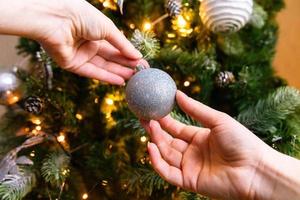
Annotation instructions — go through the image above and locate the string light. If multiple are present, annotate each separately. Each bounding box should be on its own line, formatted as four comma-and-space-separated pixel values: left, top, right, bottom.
143, 21, 152, 31
105, 98, 114, 106
172, 8, 194, 37
62, 169, 70, 176
31, 129, 38, 135
35, 126, 42, 131
30, 151, 35, 157
101, 180, 108, 186
94, 98, 99, 104
140, 136, 147, 143
82, 193, 88, 199
100, 0, 117, 10
184, 81, 191, 87
57, 134, 65, 143
129, 23, 135, 29
76, 113, 83, 121
31, 117, 41, 125
101, 91, 125, 129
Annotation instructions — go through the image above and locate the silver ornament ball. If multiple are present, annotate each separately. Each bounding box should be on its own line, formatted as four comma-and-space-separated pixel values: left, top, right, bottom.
0, 71, 22, 105
200, 0, 253, 34
126, 68, 177, 120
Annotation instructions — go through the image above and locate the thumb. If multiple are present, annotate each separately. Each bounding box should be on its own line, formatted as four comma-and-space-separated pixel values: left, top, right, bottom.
176, 91, 228, 128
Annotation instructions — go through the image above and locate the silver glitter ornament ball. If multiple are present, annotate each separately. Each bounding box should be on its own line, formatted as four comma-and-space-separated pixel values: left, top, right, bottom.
0, 71, 22, 105
126, 68, 177, 120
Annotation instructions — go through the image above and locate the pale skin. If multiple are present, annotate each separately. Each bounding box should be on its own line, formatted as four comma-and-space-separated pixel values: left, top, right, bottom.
0, 0, 300, 199
0, 0, 144, 85
142, 91, 300, 200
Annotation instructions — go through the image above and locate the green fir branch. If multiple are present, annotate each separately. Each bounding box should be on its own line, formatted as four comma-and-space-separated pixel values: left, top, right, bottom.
0, 170, 35, 200
41, 151, 70, 187
238, 87, 300, 154
124, 167, 169, 196
179, 191, 209, 200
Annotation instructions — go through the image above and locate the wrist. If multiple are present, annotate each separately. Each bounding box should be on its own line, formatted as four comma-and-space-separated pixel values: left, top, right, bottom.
249, 147, 300, 200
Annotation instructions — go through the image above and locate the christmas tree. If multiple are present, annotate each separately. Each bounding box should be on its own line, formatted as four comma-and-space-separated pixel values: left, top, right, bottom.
0, 0, 299, 199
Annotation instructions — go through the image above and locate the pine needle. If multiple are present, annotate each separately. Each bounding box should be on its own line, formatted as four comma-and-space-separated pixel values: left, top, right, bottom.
41, 152, 70, 187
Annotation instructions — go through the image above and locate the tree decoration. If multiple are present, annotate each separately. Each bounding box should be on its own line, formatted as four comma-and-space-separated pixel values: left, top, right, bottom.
0, 71, 22, 105
36, 48, 53, 90
21, 96, 44, 115
199, 0, 253, 33
126, 68, 177, 120
166, 0, 182, 17
215, 71, 236, 87
131, 30, 160, 59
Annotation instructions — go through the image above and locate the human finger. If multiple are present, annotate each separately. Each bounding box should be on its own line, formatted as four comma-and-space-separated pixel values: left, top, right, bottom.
147, 142, 183, 187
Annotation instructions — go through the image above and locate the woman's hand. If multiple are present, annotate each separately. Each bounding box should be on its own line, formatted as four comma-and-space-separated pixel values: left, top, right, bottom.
0, 0, 142, 85
142, 91, 300, 200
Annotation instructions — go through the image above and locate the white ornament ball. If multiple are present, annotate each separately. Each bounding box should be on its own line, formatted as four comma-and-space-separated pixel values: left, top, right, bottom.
0, 71, 22, 105
200, 0, 253, 34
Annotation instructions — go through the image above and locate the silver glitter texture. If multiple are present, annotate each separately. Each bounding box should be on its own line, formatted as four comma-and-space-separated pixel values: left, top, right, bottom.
126, 68, 177, 120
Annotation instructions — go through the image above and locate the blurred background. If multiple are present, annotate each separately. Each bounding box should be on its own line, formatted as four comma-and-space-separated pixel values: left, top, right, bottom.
0, 0, 299, 89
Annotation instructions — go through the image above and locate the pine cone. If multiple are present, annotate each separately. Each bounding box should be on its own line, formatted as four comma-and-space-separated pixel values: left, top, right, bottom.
23, 96, 43, 115
215, 71, 236, 87
166, 0, 182, 17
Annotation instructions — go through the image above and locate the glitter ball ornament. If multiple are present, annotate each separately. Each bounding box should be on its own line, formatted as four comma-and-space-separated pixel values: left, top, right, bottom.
166, 0, 182, 17
22, 96, 44, 115
200, 0, 253, 34
126, 68, 177, 120
0, 71, 22, 105
215, 71, 236, 87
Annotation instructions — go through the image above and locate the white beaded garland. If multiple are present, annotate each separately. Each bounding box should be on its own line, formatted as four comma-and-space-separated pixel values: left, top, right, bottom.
200, 0, 253, 34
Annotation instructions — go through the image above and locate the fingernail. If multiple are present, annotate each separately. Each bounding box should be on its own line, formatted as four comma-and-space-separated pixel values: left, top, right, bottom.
135, 50, 143, 58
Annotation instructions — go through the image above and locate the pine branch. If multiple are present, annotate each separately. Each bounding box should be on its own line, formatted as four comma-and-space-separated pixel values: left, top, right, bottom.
0, 170, 35, 200
124, 167, 169, 196
238, 87, 300, 154
41, 152, 70, 187
171, 111, 200, 127
179, 191, 209, 200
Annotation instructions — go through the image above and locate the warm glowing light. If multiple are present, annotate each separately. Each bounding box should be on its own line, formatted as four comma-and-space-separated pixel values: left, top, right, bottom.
32, 129, 38, 135
94, 98, 99, 104
62, 169, 69, 176
129, 23, 135, 29
177, 15, 187, 28
31, 118, 41, 125
101, 0, 117, 10
57, 135, 65, 143
140, 136, 147, 143
35, 126, 42, 131
102, 180, 108, 186
172, 9, 194, 37
76, 113, 83, 120
184, 81, 190, 87
82, 193, 88, 199
143, 22, 152, 31
25, 127, 30, 132
105, 98, 114, 105
167, 33, 176, 38
30, 151, 35, 157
